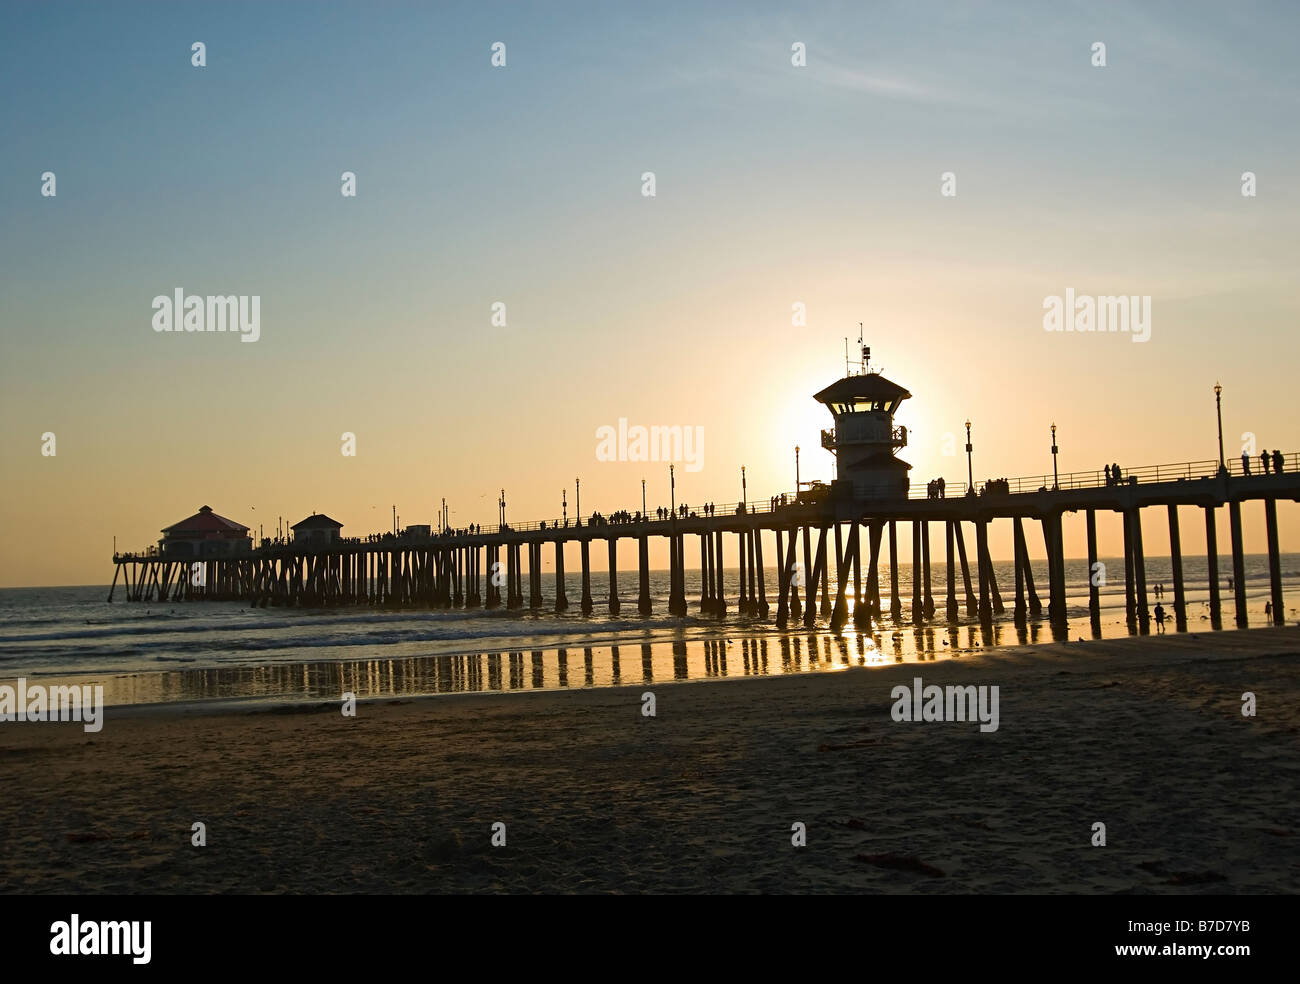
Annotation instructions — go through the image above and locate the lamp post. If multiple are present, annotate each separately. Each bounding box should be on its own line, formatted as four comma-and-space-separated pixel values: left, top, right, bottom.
741, 465, 747, 512
964, 420, 973, 493
499, 489, 505, 529
1051, 423, 1059, 490
562, 489, 567, 526
575, 478, 580, 526
641, 478, 646, 518
670, 464, 676, 517
1214, 382, 1226, 475
795, 446, 801, 496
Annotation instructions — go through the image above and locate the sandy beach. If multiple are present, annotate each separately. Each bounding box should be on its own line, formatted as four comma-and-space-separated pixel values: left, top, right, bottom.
2, 627, 1298, 894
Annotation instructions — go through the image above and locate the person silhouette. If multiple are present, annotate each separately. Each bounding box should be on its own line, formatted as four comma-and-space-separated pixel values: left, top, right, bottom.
1262, 451, 1271, 475
1104, 464, 1111, 486
1273, 450, 1284, 474
1242, 451, 1251, 475
1154, 603, 1167, 632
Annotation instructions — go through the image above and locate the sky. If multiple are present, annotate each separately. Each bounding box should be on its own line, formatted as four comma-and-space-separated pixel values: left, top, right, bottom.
2, 0, 1298, 586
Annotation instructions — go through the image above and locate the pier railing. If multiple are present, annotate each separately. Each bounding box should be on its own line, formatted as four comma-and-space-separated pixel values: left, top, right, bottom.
958, 452, 1296, 499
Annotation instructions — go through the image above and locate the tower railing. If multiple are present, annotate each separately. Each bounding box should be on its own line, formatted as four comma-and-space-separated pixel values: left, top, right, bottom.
820, 425, 907, 451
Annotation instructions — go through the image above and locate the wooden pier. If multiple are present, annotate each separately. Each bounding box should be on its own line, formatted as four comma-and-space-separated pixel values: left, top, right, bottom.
110, 456, 1299, 634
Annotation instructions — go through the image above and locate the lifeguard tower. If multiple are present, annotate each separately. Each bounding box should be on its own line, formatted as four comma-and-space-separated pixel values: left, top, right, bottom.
815, 332, 912, 500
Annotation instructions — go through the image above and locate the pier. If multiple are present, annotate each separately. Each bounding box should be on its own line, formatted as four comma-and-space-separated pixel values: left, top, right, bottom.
108, 346, 1298, 635
109, 455, 1299, 635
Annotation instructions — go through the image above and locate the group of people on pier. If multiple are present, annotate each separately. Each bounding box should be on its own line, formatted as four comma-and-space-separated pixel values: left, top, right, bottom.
1242, 450, 1286, 475
925, 478, 947, 499
585, 510, 639, 527
1103, 462, 1124, 486
439, 525, 480, 537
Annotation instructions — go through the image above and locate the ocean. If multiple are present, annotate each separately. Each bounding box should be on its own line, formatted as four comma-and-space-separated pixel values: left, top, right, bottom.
2, 555, 1295, 710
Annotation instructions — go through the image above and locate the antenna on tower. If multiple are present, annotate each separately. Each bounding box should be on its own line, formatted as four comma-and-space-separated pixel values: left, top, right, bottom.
844, 323, 874, 376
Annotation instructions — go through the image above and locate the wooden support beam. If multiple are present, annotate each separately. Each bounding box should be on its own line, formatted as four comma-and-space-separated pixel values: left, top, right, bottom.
852, 522, 868, 630
975, 519, 992, 625
887, 520, 900, 622
699, 534, 710, 612
1013, 518, 1027, 623
669, 533, 687, 616
945, 520, 958, 623
867, 521, 883, 618
638, 535, 652, 615
1085, 510, 1100, 626
775, 528, 789, 628
983, 522, 1004, 616
581, 539, 594, 614
954, 522, 977, 617
911, 520, 923, 625
737, 528, 748, 613
506, 543, 520, 609
788, 528, 802, 622
1266, 498, 1284, 625
831, 522, 850, 630
796, 525, 812, 622
1205, 507, 1221, 628
1127, 509, 1149, 631
804, 526, 826, 628
1122, 512, 1136, 627
1167, 505, 1187, 630
608, 537, 620, 615
921, 520, 934, 619
818, 528, 831, 618
746, 528, 758, 615
715, 529, 727, 617
488, 544, 501, 608
1048, 512, 1067, 628
554, 539, 568, 612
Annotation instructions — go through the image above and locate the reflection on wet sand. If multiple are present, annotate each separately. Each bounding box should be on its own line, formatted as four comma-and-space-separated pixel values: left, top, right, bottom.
40, 613, 1088, 712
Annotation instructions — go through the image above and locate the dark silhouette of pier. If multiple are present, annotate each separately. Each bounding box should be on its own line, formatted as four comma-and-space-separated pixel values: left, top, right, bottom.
110, 453, 1298, 635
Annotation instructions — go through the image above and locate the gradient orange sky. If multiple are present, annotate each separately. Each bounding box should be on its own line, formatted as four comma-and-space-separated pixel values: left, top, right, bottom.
2, 2, 1297, 586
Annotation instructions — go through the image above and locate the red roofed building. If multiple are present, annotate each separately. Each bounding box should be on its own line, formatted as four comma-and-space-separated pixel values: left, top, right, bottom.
159, 505, 251, 558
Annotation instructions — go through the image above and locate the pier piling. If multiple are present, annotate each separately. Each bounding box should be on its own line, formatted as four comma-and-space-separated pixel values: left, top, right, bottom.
1229, 500, 1247, 627
1265, 499, 1284, 625
1167, 505, 1186, 630
1205, 507, 1221, 628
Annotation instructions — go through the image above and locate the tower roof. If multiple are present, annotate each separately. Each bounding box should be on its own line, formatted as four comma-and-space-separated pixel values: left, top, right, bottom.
814, 373, 911, 405
291, 513, 344, 531
161, 505, 249, 536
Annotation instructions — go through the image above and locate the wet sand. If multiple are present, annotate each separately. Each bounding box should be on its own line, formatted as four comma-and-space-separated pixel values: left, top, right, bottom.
2, 627, 1298, 894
